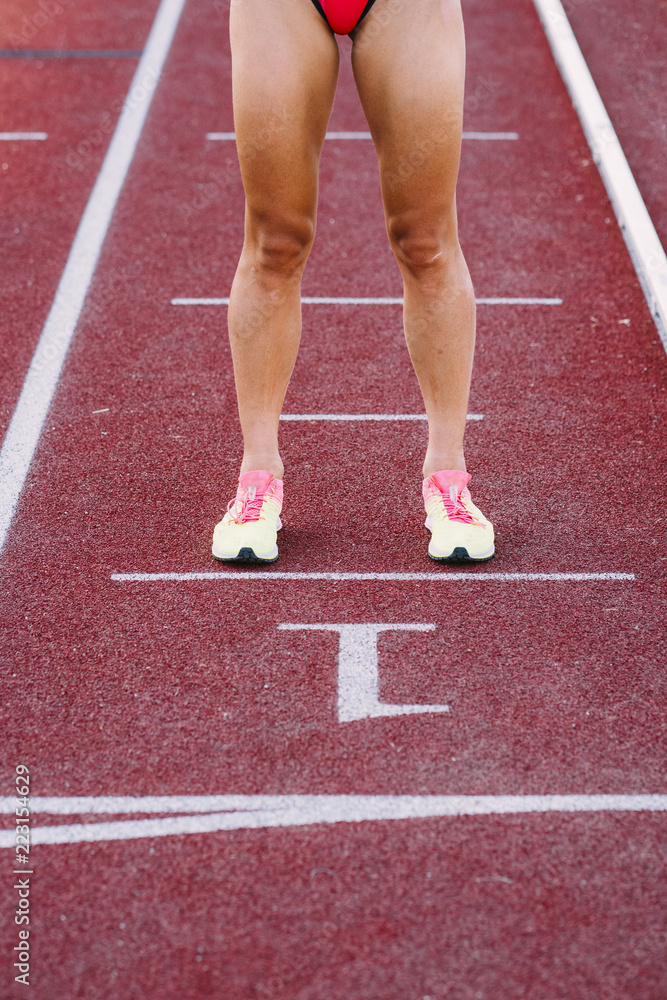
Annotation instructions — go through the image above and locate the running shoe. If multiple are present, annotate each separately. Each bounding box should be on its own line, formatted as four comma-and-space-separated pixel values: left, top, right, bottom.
423, 469, 494, 562
212, 470, 283, 563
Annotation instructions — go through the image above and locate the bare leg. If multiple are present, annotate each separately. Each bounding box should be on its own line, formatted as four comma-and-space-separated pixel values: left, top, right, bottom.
228, 0, 339, 478
351, 0, 475, 479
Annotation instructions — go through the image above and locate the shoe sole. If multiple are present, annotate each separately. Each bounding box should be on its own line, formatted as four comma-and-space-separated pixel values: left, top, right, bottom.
211, 544, 279, 564
425, 516, 494, 563
428, 544, 495, 563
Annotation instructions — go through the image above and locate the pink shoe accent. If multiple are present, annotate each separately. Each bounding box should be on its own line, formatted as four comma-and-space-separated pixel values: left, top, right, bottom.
429, 470, 471, 494
228, 471, 283, 524
422, 470, 484, 526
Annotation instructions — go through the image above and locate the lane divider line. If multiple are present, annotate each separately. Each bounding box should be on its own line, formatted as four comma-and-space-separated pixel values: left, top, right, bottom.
205, 131, 520, 142
279, 413, 483, 421
0, 795, 664, 847
0, 132, 47, 140
110, 572, 635, 583
4, 793, 661, 815
533, 0, 667, 349
0, 49, 143, 59
0, 0, 188, 558
171, 296, 563, 306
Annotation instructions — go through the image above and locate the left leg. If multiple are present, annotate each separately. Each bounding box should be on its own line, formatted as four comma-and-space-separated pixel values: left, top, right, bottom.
351, 0, 474, 479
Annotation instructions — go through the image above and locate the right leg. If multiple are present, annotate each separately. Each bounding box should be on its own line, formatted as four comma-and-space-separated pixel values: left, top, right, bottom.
228, 0, 339, 479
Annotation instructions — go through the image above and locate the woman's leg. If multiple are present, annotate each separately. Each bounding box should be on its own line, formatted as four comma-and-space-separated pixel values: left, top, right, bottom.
228, 0, 339, 479
351, 0, 475, 480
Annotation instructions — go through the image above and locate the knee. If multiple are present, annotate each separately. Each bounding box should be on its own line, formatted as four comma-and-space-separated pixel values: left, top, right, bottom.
387, 217, 457, 278
249, 218, 315, 280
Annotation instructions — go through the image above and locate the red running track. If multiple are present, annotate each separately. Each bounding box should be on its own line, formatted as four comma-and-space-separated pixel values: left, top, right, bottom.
567, 0, 667, 248
0, 0, 666, 997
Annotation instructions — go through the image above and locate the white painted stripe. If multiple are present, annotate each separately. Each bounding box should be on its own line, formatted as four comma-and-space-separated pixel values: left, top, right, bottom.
533, 0, 667, 349
325, 131, 371, 139
462, 131, 520, 141
0, 132, 47, 140
170, 296, 562, 306
279, 622, 449, 721
111, 571, 635, 583
303, 296, 402, 304
279, 413, 484, 421
1, 794, 663, 816
476, 297, 563, 305
0, 795, 664, 847
205, 131, 520, 142
0, 0, 187, 556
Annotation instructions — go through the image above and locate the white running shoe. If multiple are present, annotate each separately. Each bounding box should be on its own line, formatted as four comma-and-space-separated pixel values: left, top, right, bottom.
212, 470, 283, 563
423, 469, 494, 562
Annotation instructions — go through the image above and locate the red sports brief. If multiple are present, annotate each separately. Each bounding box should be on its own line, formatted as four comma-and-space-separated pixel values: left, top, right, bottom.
310, 0, 378, 35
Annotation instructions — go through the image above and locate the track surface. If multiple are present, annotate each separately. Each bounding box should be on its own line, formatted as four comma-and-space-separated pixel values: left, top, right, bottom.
567, 0, 667, 248
1, 0, 666, 997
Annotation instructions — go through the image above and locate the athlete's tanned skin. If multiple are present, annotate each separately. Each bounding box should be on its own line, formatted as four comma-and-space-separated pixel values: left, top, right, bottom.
228, 0, 476, 486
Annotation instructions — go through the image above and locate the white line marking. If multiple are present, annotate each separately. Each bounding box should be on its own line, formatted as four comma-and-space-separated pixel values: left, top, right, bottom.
111, 572, 635, 583
171, 296, 562, 306
325, 131, 372, 139
475, 297, 563, 305
0, 795, 664, 846
0, 0, 187, 558
279, 623, 449, 722
1, 794, 664, 816
279, 413, 484, 421
0, 132, 48, 140
533, 0, 667, 349
461, 131, 520, 141
303, 296, 402, 304
205, 131, 520, 142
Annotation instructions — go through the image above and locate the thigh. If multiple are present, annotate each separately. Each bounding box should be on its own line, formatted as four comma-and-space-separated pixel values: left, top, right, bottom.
230, 0, 340, 233
350, 0, 466, 229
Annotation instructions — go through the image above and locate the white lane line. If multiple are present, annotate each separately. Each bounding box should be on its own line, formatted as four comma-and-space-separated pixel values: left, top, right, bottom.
304, 297, 403, 304
326, 131, 371, 139
0, 795, 664, 847
1, 794, 663, 815
205, 131, 520, 141
461, 132, 520, 141
0, 132, 48, 140
475, 297, 563, 305
171, 296, 563, 306
279, 413, 484, 421
111, 572, 635, 583
0, 49, 143, 58
0, 0, 188, 557
533, 0, 667, 349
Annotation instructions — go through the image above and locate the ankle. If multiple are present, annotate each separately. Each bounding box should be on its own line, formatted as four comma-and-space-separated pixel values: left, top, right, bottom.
240, 458, 284, 481
423, 455, 466, 481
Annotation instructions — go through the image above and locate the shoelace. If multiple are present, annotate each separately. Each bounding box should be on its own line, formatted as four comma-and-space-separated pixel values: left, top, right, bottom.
435, 485, 485, 526
227, 490, 267, 524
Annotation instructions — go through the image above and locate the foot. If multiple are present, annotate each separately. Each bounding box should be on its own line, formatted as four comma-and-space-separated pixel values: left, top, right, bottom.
423, 470, 494, 562
212, 470, 283, 563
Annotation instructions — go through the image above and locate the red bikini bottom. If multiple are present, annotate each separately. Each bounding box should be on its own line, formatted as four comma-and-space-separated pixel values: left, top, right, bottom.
310, 0, 378, 35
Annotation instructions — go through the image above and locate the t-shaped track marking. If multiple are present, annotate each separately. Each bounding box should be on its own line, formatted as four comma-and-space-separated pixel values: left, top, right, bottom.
278, 623, 450, 723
